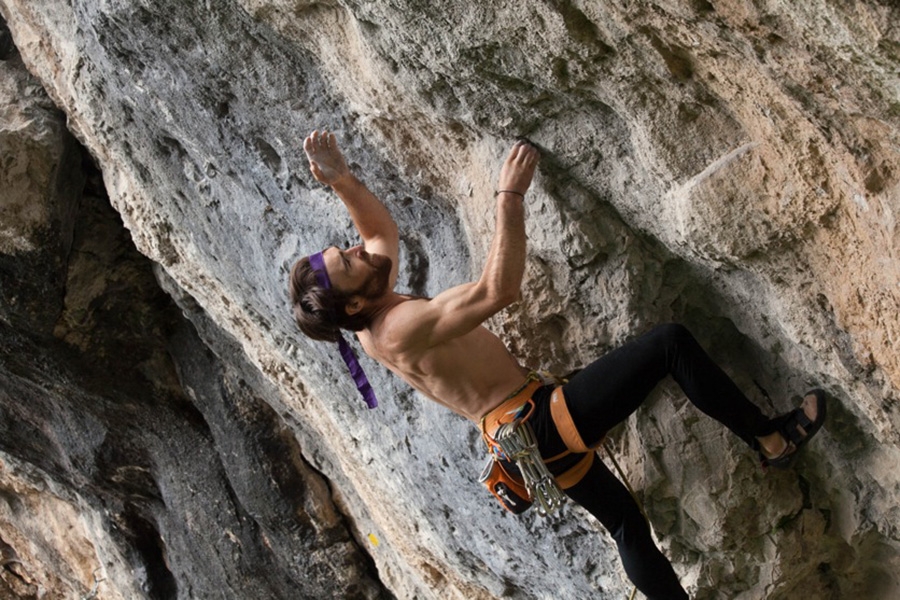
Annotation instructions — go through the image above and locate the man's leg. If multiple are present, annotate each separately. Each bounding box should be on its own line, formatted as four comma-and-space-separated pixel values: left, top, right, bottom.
562, 323, 773, 449
532, 387, 689, 598
565, 458, 690, 600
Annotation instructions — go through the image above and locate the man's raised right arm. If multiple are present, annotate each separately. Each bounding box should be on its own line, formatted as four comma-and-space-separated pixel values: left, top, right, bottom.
477, 140, 539, 309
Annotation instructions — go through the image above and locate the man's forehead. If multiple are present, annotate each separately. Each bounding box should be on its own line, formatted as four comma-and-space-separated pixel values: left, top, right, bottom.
320, 246, 340, 264
319, 246, 346, 284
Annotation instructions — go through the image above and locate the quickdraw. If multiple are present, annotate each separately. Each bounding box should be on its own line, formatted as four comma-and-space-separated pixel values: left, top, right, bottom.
491, 407, 567, 515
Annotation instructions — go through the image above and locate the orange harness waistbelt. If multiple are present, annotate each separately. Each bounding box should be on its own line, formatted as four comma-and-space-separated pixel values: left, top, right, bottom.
480, 378, 543, 438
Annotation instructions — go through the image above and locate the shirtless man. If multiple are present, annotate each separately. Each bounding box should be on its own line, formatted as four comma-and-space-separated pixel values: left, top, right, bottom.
289, 131, 826, 600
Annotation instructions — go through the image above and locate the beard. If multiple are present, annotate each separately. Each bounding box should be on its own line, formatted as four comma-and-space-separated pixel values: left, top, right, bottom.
354, 253, 393, 300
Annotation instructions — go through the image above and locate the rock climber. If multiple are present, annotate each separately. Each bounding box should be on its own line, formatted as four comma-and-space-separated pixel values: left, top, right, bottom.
288, 130, 826, 600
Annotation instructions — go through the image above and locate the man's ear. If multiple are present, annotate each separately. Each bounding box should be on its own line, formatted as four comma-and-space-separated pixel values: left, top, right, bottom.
344, 295, 364, 316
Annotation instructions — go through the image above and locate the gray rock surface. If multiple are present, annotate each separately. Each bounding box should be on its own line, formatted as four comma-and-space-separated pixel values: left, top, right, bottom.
1, 1, 898, 598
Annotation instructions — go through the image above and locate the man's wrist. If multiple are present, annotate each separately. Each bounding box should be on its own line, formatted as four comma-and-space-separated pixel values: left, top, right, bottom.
329, 171, 357, 190
495, 189, 525, 199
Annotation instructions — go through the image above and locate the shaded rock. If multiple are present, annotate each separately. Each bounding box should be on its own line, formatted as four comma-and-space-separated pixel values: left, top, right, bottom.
0, 44, 387, 600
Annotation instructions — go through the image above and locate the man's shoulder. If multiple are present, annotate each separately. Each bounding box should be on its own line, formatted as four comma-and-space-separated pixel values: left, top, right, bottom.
372, 295, 434, 353
380, 295, 433, 330
382, 294, 431, 317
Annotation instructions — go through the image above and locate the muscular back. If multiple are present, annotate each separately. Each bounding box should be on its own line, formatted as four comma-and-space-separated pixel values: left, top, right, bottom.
357, 297, 530, 422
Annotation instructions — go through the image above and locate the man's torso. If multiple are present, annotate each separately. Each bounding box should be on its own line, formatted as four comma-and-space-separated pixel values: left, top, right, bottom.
357, 298, 529, 421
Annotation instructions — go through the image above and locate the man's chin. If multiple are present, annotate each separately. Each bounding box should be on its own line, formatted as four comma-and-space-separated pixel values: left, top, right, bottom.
369, 252, 391, 269
361, 255, 393, 298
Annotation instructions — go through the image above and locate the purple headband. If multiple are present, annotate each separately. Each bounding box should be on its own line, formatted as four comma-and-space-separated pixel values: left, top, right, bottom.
308, 251, 378, 409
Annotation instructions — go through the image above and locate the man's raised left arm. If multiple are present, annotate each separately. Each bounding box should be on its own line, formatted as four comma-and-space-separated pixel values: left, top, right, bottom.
304, 130, 400, 287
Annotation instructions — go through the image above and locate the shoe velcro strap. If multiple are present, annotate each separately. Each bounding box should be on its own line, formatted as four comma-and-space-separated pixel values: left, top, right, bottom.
781, 410, 813, 445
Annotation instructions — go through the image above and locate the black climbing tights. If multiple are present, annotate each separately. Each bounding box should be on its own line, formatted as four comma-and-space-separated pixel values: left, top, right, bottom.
564, 459, 688, 600
563, 323, 773, 450
532, 323, 774, 600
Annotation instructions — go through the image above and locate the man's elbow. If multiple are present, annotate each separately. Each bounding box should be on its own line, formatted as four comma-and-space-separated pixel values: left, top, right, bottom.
475, 274, 521, 312
492, 285, 521, 309
377, 220, 399, 246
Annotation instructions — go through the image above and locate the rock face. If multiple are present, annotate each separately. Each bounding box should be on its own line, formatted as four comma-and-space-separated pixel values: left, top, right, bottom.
0, 1, 898, 599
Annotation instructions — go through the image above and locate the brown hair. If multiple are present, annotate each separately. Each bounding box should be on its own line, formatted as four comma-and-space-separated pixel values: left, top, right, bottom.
289, 257, 371, 342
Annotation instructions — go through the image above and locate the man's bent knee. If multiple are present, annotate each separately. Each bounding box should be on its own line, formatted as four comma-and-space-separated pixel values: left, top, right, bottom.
648, 322, 694, 346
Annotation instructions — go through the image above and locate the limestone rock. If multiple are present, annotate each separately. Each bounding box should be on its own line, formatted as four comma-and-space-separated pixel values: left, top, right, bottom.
0, 1, 898, 599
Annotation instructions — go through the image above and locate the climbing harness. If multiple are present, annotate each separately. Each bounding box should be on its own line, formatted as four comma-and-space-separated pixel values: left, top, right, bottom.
480, 374, 563, 514
479, 373, 593, 516
478, 453, 533, 514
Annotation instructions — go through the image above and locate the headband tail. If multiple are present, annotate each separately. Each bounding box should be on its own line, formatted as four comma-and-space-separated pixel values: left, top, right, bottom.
338, 337, 378, 408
